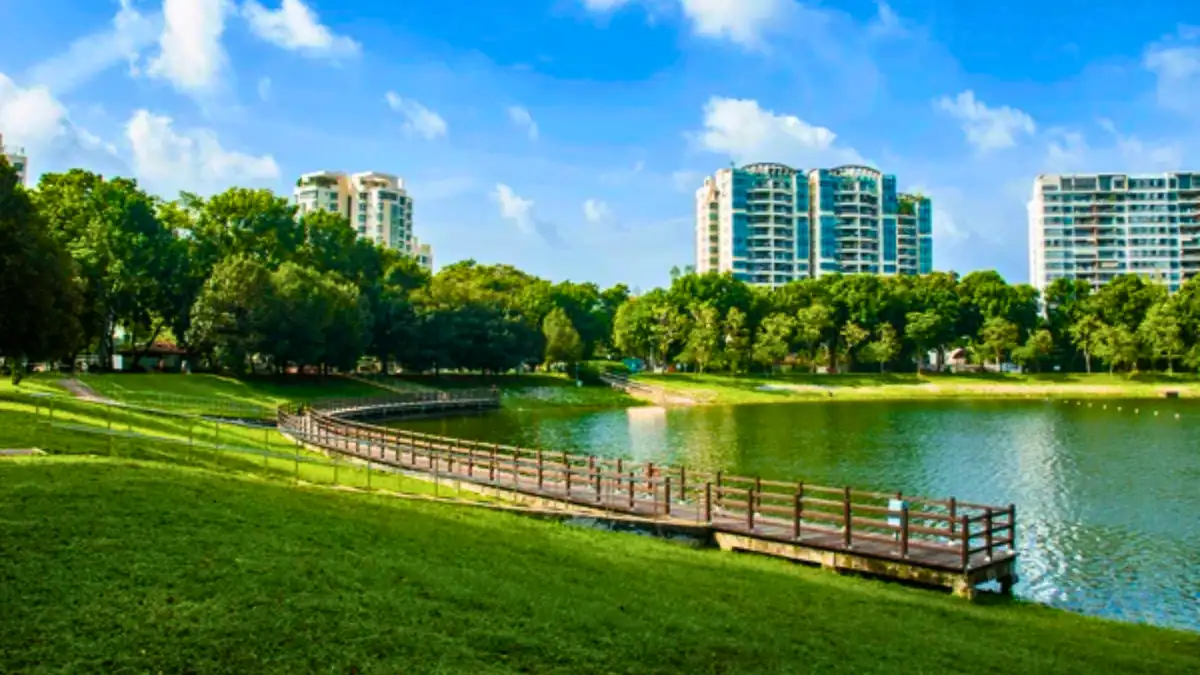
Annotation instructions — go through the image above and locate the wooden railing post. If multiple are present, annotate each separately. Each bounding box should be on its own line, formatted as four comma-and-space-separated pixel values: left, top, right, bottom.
1008, 503, 1017, 552
746, 489, 756, 531
948, 497, 957, 535
564, 453, 572, 495
984, 507, 994, 560
593, 460, 602, 502
679, 466, 687, 503
536, 450, 544, 489
513, 451, 520, 487
616, 459, 624, 493
704, 482, 712, 522
754, 477, 762, 511
842, 486, 852, 549
489, 445, 497, 482
715, 471, 723, 508
664, 477, 671, 517
793, 486, 803, 539
900, 503, 910, 559
627, 472, 635, 509
960, 515, 971, 572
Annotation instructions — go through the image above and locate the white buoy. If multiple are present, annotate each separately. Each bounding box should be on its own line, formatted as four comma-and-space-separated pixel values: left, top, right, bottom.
1154, 411, 1160, 416
1117, 406, 1122, 412
1134, 409, 1139, 414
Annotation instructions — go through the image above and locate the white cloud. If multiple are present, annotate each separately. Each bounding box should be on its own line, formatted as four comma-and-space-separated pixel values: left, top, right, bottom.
580, 0, 787, 48
147, 0, 229, 95
1143, 28, 1200, 115
125, 109, 280, 196
691, 96, 863, 167
25, 0, 160, 94
385, 92, 448, 140
257, 76, 272, 101
935, 90, 1036, 153
0, 75, 68, 150
507, 106, 539, 141
583, 198, 613, 224
1045, 121, 1183, 174
678, 0, 789, 48
0, 73, 128, 180
866, 2, 907, 39
493, 183, 536, 234
242, 0, 360, 58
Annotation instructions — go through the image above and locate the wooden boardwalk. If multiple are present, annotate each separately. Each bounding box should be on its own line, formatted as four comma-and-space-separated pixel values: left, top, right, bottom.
279, 390, 1018, 597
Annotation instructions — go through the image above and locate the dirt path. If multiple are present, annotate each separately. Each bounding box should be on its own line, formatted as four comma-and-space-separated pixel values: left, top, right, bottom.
59, 379, 116, 405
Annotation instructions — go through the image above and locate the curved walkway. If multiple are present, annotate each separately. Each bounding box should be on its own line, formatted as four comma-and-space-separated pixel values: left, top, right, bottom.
278, 390, 1019, 598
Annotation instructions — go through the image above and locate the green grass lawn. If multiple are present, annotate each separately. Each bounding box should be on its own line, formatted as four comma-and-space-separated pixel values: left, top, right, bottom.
0, 384, 481, 501
69, 372, 386, 417
394, 372, 642, 411
635, 371, 1200, 405
1, 457, 1196, 674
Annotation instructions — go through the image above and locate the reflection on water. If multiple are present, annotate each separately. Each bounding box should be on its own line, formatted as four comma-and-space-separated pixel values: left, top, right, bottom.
394, 399, 1200, 632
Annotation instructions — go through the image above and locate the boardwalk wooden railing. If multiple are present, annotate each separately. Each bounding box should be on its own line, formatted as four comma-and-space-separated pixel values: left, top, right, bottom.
278, 393, 1018, 581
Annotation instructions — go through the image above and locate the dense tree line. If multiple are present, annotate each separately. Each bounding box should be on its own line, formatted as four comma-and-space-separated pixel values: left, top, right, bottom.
3, 158, 1200, 380
616, 269, 1200, 375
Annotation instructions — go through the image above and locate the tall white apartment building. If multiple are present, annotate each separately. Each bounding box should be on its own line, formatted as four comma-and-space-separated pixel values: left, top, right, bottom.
1, 132, 27, 185
293, 170, 432, 270
695, 163, 931, 286
1029, 173, 1200, 293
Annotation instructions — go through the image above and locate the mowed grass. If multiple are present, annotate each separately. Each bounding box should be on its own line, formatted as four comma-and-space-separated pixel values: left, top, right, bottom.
395, 372, 642, 411
71, 372, 386, 417
1, 458, 1197, 675
636, 371, 1200, 405
0, 387, 483, 501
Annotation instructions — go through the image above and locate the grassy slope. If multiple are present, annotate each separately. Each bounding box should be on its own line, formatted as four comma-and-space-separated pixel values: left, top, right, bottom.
1, 458, 1197, 675
0, 378, 479, 500
636, 372, 1200, 405
393, 372, 642, 411
73, 373, 385, 417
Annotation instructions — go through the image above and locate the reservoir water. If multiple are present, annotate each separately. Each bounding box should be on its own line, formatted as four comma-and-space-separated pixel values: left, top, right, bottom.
396, 398, 1200, 632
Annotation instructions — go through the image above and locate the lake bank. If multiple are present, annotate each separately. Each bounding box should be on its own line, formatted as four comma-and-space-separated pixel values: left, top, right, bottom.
631, 372, 1200, 406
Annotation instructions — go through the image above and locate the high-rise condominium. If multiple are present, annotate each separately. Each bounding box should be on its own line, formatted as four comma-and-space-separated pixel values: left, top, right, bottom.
1, 132, 27, 186
293, 171, 432, 270
695, 163, 932, 286
1029, 173, 1200, 293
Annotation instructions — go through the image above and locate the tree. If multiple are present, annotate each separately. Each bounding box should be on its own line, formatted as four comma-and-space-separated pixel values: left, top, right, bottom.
188, 256, 276, 374
905, 310, 947, 373
1096, 324, 1140, 374
1044, 278, 1092, 369
1069, 314, 1104, 374
680, 304, 721, 373
0, 158, 82, 380
723, 307, 751, 374
862, 324, 900, 373
752, 313, 793, 374
980, 317, 1019, 369
794, 303, 833, 372
1138, 300, 1184, 372
543, 307, 584, 367
839, 322, 869, 371
612, 297, 656, 365
35, 171, 179, 367
1012, 329, 1054, 373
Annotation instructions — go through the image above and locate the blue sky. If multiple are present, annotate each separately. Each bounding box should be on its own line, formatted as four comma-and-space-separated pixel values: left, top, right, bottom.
2, 1, 1199, 290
